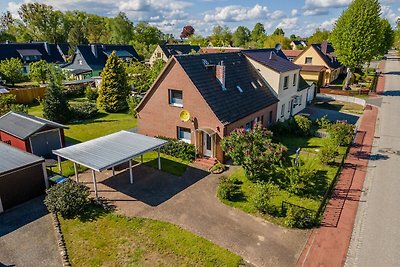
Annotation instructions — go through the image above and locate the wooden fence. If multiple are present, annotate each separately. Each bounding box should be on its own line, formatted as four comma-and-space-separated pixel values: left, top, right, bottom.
9, 87, 46, 104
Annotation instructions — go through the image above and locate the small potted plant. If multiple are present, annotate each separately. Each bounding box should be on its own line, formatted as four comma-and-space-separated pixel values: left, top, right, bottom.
209, 162, 227, 174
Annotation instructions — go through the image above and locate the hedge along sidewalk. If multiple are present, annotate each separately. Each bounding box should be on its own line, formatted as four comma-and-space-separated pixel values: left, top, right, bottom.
296, 105, 378, 267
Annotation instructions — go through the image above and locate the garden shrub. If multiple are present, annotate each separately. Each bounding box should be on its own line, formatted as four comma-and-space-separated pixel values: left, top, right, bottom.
251, 182, 279, 215
283, 206, 316, 228
209, 162, 227, 174
328, 122, 355, 146
217, 175, 240, 201
158, 136, 195, 161
269, 120, 291, 136
69, 102, 98, 120
85, 85, 98, 101
127, 95, 140, 117
0, 94, 27, 115
315, 115, 331, 130
44, 179, 91, 218
277, 160, 317, 195
294, 115, 312, 136
221, 125, 287, 182
318, 140, 339, 165
64, 84, 86, 98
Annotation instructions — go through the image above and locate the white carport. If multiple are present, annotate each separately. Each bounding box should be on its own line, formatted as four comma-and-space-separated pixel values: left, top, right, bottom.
52, 130, 167, 200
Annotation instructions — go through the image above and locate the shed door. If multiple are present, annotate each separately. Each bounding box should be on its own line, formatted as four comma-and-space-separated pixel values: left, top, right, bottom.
30, 130, 62, 159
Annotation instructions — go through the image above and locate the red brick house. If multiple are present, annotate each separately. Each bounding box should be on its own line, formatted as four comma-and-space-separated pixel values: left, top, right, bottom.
0, 112, 67, 159
136, 52, 279, 162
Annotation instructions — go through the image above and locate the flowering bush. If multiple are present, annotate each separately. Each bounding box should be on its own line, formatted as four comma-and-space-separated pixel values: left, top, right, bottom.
328, 121, 355, 146
221, 125, 287, 181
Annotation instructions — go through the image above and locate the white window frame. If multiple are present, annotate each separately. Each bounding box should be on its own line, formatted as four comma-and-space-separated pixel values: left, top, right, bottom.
169, 89, 183, 107
305, 57, 312, 64
293, 73, 297, 86
283, 76, 289, 90
178, 127, 191, 143
281, 104, 285, 117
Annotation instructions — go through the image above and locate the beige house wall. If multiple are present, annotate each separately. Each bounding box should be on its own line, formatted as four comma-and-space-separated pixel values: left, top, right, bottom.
149, 45, 169, 66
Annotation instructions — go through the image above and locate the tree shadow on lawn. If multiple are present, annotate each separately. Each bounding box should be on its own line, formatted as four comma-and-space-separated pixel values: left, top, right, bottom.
76, 202, 109, 222
302, 170, 330, 200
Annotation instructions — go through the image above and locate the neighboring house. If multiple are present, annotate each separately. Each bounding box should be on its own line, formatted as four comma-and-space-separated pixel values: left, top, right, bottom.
290, 40, 307, 50
63, 44, 140, 79
243, 49, 313, 122
293, 40, 344, 86
200, 47, 243, 54
0, 112, 67, 159
57, 43, 71, 61
282, 50, 302, 62
149, 44, 201, 65
0, 142, 48, 213
0, 41, 66, 74
136, 52, 279, 162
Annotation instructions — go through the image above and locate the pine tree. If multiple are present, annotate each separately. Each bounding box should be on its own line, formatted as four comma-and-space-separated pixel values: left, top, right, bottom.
98, 51, 129, 112
330, 0, 382, 89
42, 68, 70, 123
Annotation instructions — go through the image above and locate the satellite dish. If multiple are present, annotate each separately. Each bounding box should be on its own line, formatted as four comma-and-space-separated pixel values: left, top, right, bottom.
274, 43, 282, 51
179, 110, 191, 122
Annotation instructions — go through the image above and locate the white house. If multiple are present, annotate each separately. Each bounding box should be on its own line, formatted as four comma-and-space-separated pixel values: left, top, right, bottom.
243, 49, 313, 122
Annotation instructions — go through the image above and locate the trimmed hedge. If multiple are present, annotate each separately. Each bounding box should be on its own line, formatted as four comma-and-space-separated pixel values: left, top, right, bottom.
69, 102, 98, 120
157, 136, 195, 161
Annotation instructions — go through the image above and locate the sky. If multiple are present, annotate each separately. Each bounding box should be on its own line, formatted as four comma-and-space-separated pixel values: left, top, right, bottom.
1, 0, 399, 37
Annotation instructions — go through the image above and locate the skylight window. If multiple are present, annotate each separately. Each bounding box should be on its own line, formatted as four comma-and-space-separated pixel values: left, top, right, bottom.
202, 59, 209, 66
257, 80, 263, 86
251, 82, 257, 89
236, 85, 243, 93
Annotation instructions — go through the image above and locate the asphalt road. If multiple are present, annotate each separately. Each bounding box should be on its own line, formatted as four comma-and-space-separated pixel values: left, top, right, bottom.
346, 51, 400, 266
0, 196, 62, 267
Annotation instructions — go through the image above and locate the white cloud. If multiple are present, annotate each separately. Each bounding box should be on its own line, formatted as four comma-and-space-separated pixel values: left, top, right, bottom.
319, 18, 337, 30
291, 9, 298, 17
270, 10, 285, 20
381, 5, 399, 25
204, 4, 269, 22
304, 0, 351, 9
276, 17, 298, 30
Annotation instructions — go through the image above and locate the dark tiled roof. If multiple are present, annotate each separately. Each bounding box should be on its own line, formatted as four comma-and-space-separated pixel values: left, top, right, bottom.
160, 44, 201, 58
0, 112, 67, 140
57, 43, 70, 56
311, 43, 342, 69
243, 50, 300, 73
243, 48, 288, 60
300, 64, 326, 72
0, 42, 66, 63
175, 52, 279, 125
0, 142, 44, 175
72, 44, 140, 71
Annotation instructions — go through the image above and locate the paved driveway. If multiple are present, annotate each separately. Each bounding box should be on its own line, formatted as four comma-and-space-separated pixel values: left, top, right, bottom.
0, 196, 62, 267
303, 106, 360, 125
78, 164, 309, 267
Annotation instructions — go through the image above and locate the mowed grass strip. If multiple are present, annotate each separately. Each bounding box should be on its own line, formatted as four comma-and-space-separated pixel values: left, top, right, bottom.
60, 205, 242, 267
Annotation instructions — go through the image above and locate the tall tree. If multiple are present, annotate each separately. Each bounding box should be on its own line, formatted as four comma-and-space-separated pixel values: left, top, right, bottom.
395, 18, 400, 52
42, 67, 70, 123
232, 26, 250, 47
307, 28, 330, 44
211, 25, 232, 46
18, 3, 67, 43
378, 19, 394, 57
264, 35, 291, 49
108, 12, 134, 44
98, 51, 129, 112
272, 28, 285, 36
185, 34, 209, 47
29, 60, 51, 84
330, 0, 382, 88
180, 25, 195, 39
250, 22, 266, 45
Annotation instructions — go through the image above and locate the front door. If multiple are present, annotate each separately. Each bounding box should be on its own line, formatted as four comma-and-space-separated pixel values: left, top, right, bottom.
203, 132, 213, 157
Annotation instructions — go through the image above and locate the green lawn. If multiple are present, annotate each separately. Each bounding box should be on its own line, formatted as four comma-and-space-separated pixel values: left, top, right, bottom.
29, 99, 189, 177
222, 135, 348, 225
314, 100, 364, 115
60, 205, 242, 267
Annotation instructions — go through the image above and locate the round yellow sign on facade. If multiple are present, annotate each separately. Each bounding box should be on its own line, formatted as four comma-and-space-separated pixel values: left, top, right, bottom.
179, 110, 190, 122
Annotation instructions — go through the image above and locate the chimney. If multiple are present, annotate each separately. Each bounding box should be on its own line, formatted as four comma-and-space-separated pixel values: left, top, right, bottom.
91, 44, 98, 58
44, 41, 51, 55
321, 40, 328, 55
215, 61, 226, 89
5, 40, 9, 44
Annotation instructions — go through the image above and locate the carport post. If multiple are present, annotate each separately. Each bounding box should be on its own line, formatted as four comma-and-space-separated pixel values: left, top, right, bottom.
92, 170, 98, 200
112, 166, 115, 177
42, 162, 49, 189
57, 155, 62, 175
157, 147, 161, 170
129, 159, 134, 184
73, 162, 79, 182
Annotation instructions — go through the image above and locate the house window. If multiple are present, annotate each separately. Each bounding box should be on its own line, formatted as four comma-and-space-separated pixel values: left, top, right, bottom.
268, 111, 273, 126
281, 104, 285, 117
283, 76, 289, 89
293, 74, 297, 86
178, 127, 191, 143
245, 122, 252, 132
288, 57, 294, 62
260, 115, 264, 127
78, 59, 83, 65
299, 95, 303, 106
169, 89, 183, 107
305, 57, 312, 64
288, 102, 291, 112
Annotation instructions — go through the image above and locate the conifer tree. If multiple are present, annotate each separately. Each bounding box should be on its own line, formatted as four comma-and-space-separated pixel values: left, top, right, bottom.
42, 67, 69, 123
98, 51, 129, 112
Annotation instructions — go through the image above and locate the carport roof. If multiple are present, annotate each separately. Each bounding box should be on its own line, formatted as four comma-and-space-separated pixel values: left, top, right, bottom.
0, 142, 44, 175
52, 131, 168, 172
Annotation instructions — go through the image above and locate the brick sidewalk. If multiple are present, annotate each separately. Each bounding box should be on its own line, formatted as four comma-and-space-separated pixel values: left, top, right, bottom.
376, 61, 386, 94
296, 104, 379, 267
